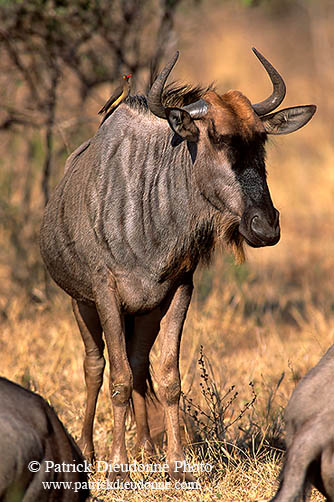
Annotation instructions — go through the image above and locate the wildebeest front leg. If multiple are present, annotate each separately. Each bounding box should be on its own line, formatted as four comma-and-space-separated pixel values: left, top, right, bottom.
72, 299, 105, 461
94, 281, 133, 480
127, 309, 161, 457
158, 280, 194, 482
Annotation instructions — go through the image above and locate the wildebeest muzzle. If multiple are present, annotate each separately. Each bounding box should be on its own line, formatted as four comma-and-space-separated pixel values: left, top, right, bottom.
239, 206, 280, 247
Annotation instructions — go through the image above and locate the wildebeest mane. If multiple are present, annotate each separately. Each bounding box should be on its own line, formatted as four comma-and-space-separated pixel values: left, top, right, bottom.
162, 82, 215, 107
125, 82, 215, 113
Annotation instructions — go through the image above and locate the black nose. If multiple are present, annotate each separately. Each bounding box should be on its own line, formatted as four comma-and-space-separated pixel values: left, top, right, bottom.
250, 209, 280, 246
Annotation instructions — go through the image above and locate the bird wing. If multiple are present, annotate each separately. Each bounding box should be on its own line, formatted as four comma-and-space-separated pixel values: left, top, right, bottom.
98, 85, 123, 115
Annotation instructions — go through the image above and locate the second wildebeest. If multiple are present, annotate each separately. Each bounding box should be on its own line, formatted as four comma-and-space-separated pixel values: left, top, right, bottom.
40, 49, 316, 481
270, 345, 334, 502
0, 377, 89, 501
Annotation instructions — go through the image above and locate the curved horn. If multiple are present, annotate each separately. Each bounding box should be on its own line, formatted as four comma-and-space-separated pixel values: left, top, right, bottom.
148, 51, 179, 119
183, 98, 209, 118
251, 48, 286, 116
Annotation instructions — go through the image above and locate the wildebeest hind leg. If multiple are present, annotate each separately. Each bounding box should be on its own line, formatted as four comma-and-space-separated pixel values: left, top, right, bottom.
72, 299, 105, 461
127, 309, 161, 457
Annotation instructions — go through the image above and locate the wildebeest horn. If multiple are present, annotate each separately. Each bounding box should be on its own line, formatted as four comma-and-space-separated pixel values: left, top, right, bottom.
251, 48, 286, 116
148, 51, 180, 119
183, 99, 209, 118
148, 51, 209, 119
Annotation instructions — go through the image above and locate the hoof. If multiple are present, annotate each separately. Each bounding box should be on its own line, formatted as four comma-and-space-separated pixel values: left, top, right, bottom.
133, 438, 156, 460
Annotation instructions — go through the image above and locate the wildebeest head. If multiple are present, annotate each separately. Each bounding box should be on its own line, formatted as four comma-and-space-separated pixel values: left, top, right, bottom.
148, 50, 316, 249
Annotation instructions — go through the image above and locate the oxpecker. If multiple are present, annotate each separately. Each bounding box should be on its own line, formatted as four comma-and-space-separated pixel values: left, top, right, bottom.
99, 74, 132, 125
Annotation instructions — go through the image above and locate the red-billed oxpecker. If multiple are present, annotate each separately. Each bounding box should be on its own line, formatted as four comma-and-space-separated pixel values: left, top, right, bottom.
98, 74, 132, 126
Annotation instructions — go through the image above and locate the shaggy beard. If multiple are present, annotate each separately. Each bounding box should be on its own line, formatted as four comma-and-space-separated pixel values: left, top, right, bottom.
214, 212, 246, 265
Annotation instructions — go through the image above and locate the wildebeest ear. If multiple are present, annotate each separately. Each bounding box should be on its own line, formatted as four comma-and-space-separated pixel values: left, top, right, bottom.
261, 105, 316, 135
165, 108, 200, 142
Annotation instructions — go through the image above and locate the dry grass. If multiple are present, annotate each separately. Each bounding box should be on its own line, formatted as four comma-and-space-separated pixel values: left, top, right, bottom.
1, 1, 334, 501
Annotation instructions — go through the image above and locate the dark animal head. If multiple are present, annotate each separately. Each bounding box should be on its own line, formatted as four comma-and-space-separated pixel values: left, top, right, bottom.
148, 50, 316, 251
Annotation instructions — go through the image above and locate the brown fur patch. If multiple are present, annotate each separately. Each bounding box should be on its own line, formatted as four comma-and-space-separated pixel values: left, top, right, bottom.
223, 90, 256, 123
203, 90, 264, 139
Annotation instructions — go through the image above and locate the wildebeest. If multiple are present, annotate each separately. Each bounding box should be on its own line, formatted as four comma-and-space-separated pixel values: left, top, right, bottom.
40, 49, 316, 481
0, 377, 89, 501
270, 346, 334, 502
